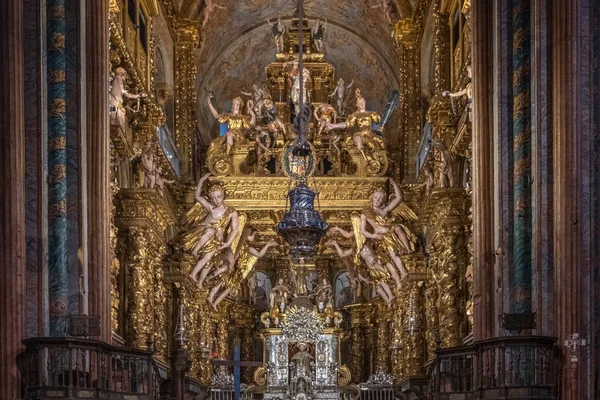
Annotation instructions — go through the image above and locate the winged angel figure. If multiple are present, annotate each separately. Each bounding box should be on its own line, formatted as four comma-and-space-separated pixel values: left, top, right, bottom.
328, 179, 418, 305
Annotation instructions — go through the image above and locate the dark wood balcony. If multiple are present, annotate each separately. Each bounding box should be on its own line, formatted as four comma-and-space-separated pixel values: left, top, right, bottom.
21, 337, 161, 400
427, 336, 556, 400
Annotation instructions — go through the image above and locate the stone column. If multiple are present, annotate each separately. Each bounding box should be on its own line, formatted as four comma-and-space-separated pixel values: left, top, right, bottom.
470, 0, 496, 341
47, 0, 69, 336
511, 0, 533, 315
0, 0, 26, 397
86, 0, 112, 343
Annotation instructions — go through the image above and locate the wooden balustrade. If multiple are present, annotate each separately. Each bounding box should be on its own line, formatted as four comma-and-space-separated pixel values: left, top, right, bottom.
21, 337, 161, 399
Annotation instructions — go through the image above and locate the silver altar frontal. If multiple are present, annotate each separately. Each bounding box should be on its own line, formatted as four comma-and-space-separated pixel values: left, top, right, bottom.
260, 301, 348, 400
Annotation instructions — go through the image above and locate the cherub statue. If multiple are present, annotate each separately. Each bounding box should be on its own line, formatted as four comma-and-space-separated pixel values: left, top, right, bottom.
241, 84, 269, 118
110, 67, 145, 127
141, 140, 157, 188
360, 179, 417, 258
201, 0, 227, 29
313, 278, 333, 308
270, 278, 292, 309
311, 18, 327, 53
183, 173, 240, 289
431, 139, 456, 188
442, 65, 472, 121
371, 0, 396, 26
328, 78, 354, 116
208, 240, 277, 310
267, 18, 286, 53
155, 166, 175, 197
327, 89, 382, 162
313, 103, 337, 140
207, 93, 256, 157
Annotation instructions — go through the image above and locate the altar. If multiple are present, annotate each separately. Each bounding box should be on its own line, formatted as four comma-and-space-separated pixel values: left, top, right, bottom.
260, 299, 349, 400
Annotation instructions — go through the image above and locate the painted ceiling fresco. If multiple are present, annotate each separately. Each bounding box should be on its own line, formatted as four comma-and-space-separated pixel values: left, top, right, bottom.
179, 0, 413, 147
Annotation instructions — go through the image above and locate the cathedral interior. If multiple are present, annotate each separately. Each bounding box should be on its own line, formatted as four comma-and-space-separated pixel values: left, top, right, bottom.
1, 0, 599, 399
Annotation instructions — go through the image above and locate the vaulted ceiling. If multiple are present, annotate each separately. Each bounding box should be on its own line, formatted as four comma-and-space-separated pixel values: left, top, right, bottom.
174, 0, 418, 148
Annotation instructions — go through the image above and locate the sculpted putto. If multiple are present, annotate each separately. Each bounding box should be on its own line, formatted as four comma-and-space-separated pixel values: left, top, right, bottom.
110, 67, 145, 127
183, 173, 240, 289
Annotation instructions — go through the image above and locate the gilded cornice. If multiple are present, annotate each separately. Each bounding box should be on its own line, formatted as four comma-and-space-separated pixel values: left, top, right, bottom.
116, 188, 177, 242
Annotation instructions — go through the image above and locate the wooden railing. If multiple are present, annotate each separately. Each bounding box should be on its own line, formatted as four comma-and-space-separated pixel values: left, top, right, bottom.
427, 336, 556, 399
22, 337, 161, 399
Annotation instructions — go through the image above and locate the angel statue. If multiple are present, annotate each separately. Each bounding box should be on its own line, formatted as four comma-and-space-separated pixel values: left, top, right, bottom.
361, 179, 418, 258
442, 65, 472, 121
207, 238, 277, 310
328, 78, 354, 116
311, 18, 327, 53
207, 94, 256, 157
327, 236, 395, 305
326, 89, 383, 163
329, 226, 402, 291
109, 67, 146, 127
267, 18, 286, 53
183, 173, 240, 289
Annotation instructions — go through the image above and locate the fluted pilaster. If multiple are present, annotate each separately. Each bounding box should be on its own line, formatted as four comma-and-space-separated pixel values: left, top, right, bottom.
552, 0, 595, 397
0, 0, 26, 396
86, 0, 112, 343
471, 0, 496, 341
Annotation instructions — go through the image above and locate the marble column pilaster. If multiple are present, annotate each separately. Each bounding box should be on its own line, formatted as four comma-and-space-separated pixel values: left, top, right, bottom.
86, 0, 112, 343
0, 0, 26, 396
47, 0, 69, 337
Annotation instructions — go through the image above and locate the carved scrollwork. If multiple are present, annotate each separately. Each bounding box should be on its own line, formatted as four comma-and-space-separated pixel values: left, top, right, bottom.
338, 365, 352, 386
254, 366, 266, 386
